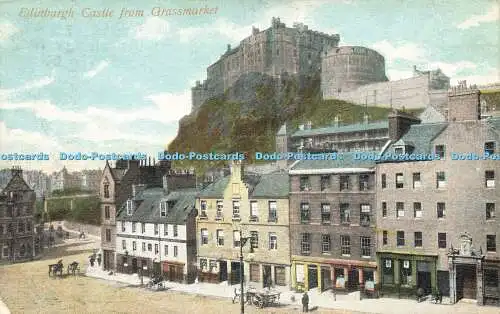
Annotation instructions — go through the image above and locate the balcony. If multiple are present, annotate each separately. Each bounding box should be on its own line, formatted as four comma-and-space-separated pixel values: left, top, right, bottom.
232, 215, 241, 221
268, 216, 278, 223
249, 216, 259, 222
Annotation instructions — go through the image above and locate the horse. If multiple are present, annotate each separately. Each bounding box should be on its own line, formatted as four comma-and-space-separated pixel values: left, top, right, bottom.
67, 261, 80, 276
146, 275, 164, 289
49, 260, 64, 277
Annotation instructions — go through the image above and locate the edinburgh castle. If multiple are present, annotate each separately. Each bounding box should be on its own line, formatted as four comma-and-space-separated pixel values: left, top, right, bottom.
191, 17, 453, 113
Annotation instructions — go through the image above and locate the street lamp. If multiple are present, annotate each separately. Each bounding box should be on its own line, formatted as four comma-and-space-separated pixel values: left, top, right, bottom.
239, 229, 254, 314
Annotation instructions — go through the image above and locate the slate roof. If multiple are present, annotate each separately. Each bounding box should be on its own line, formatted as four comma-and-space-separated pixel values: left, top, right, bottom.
1, 173, 32, 192
111, 169, 127, 181
290, 151, 378, 171
116, 188, 196, 224
291, 121, 388, 138
419, 106, 446, 123
381, 123, 448, 159
197, 172, 290, 199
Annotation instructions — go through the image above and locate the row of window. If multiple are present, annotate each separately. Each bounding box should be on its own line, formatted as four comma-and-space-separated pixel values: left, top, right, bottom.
122, 240, 178, 257
300, 234, 372, 257
381, 231, 497, 252
422, 142, 497, 159
382, 170, 495, 189
300, 203, 371, 225
299, 174, 371, 192
0, 204, 32, 218
381, 202, 496, 220
0, 222, 32, 235
200, 200, 278, 222
119, 222, 179, 237
199, 229, 278, 250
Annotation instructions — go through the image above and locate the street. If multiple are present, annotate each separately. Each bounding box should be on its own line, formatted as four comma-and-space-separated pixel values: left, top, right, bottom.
0, 235, 363, 314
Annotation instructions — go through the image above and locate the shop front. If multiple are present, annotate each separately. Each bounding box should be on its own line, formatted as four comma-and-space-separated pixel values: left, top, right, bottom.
377, 252, 438, 298
198, 258, 226, 284
247, 262, 289, 288
291, 257, 377, 293
163, 260, 186, 283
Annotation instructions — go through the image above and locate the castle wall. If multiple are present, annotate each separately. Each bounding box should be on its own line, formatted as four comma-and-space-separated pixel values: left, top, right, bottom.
321, 46, 387, 94
191, 18, 340, 113
324, 74, 434, 109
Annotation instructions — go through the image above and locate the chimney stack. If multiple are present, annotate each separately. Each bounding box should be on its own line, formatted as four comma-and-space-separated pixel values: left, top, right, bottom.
132, 183, 147, 197
388, 110, 421, 141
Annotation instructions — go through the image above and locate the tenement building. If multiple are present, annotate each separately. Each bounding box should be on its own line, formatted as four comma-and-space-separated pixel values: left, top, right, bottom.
289, 155, 377, 292
196, 161, 291, 288
115, 182, 198, 283
0, 167, 36, 262
376, 85, 500, 306
100, 157, 172, 271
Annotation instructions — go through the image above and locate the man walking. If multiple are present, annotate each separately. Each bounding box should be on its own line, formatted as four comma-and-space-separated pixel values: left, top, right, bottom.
302, 292, 309, 312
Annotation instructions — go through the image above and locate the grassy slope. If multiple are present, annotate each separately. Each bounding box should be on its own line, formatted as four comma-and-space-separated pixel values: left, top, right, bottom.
168, 73, 423, 174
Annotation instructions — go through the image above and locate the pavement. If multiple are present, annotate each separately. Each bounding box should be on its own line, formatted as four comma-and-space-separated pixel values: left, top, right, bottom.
84, 266, 497, 314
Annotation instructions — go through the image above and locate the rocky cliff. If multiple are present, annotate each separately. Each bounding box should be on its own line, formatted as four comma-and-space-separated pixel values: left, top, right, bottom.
168, 72, 418, 173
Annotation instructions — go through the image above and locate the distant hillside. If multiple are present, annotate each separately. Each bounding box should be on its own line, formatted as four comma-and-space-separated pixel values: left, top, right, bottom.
168, 72, 423, 174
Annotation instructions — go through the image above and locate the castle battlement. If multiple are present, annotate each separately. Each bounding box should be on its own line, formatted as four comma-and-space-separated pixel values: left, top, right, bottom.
190, 17, 341, 113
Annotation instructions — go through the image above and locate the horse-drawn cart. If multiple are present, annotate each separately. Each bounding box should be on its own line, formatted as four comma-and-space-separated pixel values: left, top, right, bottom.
233, 287, 280, 308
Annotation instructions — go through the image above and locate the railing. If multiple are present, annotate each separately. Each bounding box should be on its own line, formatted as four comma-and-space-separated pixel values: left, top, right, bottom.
249, 216, 258, 222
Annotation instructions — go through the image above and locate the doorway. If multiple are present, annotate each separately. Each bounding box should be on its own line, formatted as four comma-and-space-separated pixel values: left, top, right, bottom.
308, 265, 318, 290
132, 258, 138, 273
219, 261, 228, 282
321, 267, 332, 291
263, 265, 272, 288
456, 265, 477, 300
417, 261, 432, 294
231, 261, 243, 285
348, 268, 359, 290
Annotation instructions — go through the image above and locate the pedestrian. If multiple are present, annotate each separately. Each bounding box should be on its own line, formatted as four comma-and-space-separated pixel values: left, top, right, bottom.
302, 292, 309, 312
90, 255, 95, 267
97, 253, 102, 267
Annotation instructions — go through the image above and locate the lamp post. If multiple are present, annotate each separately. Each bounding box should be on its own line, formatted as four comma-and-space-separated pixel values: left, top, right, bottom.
239, 229, 253, 314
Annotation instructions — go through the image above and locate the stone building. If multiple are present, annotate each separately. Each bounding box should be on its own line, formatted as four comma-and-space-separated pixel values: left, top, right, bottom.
100, 157, 173, 271
289, 155, 378, 292
50, 166, 82, 193
321, 45, 451, 110
0, 167, 36, 262
196, 161, 291, 288
115, 185, 198, 284
191, 17, 340, 112
81, 169, 102, 193
375, 85, 500, 305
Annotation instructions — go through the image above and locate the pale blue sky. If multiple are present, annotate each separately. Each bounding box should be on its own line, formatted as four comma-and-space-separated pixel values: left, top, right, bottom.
0, 0, 498, 171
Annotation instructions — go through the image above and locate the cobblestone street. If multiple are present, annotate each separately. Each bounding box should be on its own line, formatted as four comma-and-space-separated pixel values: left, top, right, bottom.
1, 236, 498, 314
0, 238, 362, 314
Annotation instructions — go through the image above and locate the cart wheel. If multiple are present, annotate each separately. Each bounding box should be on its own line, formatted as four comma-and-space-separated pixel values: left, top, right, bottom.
258, 300, 264, 308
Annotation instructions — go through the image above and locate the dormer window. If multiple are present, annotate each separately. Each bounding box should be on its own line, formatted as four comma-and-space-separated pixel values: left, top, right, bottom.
394, 146, 404, 155
126, 200, 133, 215
160, 201, 168, 217
435, 145, 446, 159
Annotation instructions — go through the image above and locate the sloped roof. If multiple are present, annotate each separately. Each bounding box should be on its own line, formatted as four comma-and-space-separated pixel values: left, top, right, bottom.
378, 122, 448, 162
277, 124, 287, 136
291, 121, 388, 138
2, 173, 32, 192
116, 188, 196, 224
290, 151, 378, 171
419, 106, 446, 123
251, 173, 289, 198
198, 172, 290, 199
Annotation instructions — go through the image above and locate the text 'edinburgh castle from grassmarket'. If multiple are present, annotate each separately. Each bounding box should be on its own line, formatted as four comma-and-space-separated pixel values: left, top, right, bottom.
191, 17, 452, 113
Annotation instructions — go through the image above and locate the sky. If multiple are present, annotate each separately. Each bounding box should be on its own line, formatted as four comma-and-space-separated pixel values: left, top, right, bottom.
0, 0, 498, 172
